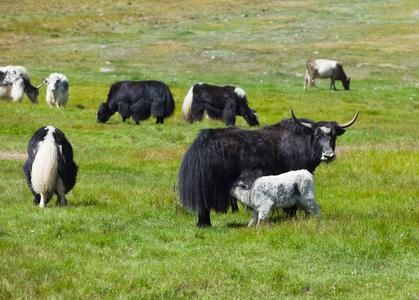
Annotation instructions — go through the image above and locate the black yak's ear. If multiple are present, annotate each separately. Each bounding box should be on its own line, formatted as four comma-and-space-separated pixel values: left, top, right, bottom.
118, 102, 131, 119
336, 127, 346, 136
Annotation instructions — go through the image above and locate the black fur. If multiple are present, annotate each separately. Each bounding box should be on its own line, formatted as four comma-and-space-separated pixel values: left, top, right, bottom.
179, 113, 351, 227
97, 80, 175, 124
187, 83, 259, 126
332, 64, 350, 90
0, 71, 5, 84
21, 76, 39, 104
23, 126, 78, 206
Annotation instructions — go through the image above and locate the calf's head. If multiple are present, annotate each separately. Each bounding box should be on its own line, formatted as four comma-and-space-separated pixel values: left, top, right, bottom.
292, 110, 359, 162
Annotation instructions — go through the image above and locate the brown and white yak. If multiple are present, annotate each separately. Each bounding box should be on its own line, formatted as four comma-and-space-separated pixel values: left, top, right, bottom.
304, 59, 351, 90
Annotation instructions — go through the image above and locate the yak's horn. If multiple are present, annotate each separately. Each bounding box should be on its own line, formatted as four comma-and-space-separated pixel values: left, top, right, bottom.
291, 109, 312, 129
338, 111, 359, 128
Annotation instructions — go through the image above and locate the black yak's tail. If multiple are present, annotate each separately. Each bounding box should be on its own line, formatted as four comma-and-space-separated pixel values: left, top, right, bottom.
178, 129, 238, 227
162, 85, 175, 117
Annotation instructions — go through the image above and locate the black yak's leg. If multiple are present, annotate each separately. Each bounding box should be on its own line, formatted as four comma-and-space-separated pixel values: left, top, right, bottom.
118, 102, 131, 122
197, 208, 211, 227
155, 116, 164, 124
57, 181, 68, 207
222, 99, 236, 126
33, 194, 41, 205
231, 197, 239, 213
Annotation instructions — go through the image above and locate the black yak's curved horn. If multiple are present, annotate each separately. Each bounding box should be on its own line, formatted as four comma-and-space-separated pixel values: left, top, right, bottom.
291, 109, 312, 129
338, 111, 359, 128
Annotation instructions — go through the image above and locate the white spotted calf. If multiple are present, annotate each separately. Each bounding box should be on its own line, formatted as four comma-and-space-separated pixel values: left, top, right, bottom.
231, 170, 320, 226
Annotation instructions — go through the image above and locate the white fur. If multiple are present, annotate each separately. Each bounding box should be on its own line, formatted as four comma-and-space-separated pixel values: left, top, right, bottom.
320, 126, 331, 134
44, 73, 69, 108
234, 87, 246, 98
314, 59, 337, 77
304, 59, 343, 90
31, 126, 60, 208
231, 170, 320, 226
0, 66, 29, 101
182, 85, 194, 123
0, 78, 25, 101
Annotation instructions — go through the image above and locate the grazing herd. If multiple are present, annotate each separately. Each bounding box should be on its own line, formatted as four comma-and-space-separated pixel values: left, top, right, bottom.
3, 60, 358, 227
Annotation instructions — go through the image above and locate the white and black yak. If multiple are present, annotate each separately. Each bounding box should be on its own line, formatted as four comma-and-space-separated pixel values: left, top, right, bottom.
0, 66, 42, 103
178, 110, 359, 227
97, 80, 175, 124
182, 83, 259, 126
23, 126, 78, 208
44, 73, 69, 108
231, 170, 319, 227
304, 59, 350, 90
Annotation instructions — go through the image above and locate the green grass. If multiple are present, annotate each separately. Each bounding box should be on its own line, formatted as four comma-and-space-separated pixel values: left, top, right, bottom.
0, 0, 418, 298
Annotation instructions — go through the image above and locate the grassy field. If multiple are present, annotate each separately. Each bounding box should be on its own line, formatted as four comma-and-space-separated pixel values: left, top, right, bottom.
0, 0, 418, 298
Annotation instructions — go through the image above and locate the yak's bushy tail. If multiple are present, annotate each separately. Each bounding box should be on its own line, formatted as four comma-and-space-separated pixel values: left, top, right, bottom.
178, 129, 238, 213
182, 85, 194, 123
31, 134, 59, 195
163, 85, 175, 117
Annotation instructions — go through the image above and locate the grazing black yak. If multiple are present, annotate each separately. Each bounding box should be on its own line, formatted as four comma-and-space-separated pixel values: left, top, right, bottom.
23, 126, 78, 207
178, 110, 359, 227
182, 83, 259, 126
97, 80, 175, 124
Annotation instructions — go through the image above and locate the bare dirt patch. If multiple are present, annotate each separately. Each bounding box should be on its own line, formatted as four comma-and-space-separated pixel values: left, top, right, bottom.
0, 151, 26, 161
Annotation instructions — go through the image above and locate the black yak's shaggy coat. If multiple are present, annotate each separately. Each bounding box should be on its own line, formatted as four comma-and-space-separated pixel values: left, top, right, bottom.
97, 80, 175, 124
179, 111, 359, 227
182, 83, 259, 127
23, 126, 78, 207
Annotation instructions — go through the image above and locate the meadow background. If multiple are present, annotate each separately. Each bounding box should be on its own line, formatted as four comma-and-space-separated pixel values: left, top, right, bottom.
0, 0, 418, 298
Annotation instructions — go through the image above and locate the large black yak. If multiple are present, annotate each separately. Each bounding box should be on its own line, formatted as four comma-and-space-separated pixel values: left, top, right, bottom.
182, 83, 259, 126
23, 126, 78, 208
178, 110, 359, 227
97, 80, 175, 124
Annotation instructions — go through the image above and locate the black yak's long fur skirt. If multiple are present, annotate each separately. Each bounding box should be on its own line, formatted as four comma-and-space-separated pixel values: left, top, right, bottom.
178, 126, 281, 226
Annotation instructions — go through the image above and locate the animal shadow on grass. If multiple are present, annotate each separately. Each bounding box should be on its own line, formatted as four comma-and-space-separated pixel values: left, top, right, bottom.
225, 209, 299, 228
71, 198, 103, 207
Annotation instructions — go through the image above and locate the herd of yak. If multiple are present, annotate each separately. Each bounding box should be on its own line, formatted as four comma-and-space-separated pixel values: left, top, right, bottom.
1, 59, 358, 227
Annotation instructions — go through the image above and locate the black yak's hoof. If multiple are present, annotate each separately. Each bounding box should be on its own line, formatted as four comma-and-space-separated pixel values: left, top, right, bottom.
196, 222, 211, 228
197, 210, 211, 227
